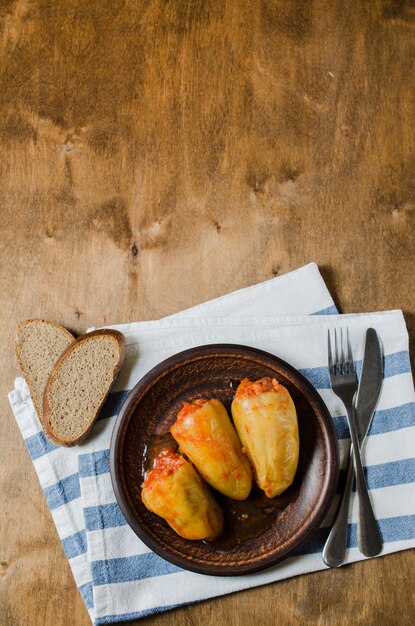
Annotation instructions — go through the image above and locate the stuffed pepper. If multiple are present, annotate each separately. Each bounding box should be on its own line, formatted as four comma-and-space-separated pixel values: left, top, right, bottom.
141, 448, 223, 541
231, 377, 299, 498
171, 398, 252, 500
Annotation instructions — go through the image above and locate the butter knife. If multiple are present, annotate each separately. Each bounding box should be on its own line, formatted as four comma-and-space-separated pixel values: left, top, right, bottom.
322, 328, 383, 567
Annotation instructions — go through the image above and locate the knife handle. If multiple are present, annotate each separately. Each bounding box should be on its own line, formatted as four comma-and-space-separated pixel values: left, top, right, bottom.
355, 458, 383, 558
322, 448, 354, 568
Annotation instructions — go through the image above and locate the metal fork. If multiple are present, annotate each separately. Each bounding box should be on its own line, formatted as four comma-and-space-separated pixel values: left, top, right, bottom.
326, 328, 381, 558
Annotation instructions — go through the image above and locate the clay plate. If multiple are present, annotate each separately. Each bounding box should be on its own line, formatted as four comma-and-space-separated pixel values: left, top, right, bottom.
110, 344, 339, 575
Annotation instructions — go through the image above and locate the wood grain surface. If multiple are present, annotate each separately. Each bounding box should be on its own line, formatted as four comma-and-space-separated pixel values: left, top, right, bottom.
0, 0, 414, 624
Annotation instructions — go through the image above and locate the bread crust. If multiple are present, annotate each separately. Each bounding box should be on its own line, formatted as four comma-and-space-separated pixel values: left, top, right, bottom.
14, 319, 75, 429
42, 329, 126, 446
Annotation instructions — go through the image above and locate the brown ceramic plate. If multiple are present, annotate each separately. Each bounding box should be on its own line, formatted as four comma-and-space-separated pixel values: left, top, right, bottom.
110, 344, 339, 576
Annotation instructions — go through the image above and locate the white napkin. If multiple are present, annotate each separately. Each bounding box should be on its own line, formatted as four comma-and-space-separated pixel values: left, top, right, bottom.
8, 263, 415, 624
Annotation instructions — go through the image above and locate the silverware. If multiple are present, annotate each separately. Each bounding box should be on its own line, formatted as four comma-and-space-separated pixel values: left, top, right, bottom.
323, 328, 383, 567
323, 328, 382, 564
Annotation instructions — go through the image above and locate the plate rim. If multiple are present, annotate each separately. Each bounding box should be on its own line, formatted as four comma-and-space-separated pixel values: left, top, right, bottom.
110, 343, 339, 576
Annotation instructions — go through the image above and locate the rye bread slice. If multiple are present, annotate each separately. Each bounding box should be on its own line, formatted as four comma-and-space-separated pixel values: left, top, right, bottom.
15, 319, 75, 426
43, 329, 125, 446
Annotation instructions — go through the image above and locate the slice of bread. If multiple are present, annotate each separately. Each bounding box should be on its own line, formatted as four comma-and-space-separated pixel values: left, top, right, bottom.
43, 329, 125, 446
15, 319, 75, 425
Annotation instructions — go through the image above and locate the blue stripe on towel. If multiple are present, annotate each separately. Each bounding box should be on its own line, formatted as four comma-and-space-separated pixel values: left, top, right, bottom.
44, 473, 81, 510
364, 458, 415, 490
311, 305, 338, 316
336, 458, 415, 492
62, 530, 88, 559
84, 502, 127, 531
299, 351, 412, 390
79, 449, 110, 477
376, 513, 415, 542
332, 402, 415, 440
299, 366, 331, 389
383, 350, 412, 378
91, 552, 181, 586
25, 430, 58, 460
79, 582, 94, 609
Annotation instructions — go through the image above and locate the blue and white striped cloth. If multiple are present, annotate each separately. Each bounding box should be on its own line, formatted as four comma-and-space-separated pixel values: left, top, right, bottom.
8, 263, 415, 624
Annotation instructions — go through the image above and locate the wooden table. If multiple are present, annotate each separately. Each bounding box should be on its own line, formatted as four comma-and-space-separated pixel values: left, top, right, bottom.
1, 1, 414, 624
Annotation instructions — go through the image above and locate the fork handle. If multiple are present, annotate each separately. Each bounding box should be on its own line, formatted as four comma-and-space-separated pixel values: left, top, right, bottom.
347, 406, 383, 558
322, 447, 354, 567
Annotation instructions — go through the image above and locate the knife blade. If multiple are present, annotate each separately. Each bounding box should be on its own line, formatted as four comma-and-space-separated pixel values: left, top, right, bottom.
322, 327, 383, 567
355, 328, 383, 442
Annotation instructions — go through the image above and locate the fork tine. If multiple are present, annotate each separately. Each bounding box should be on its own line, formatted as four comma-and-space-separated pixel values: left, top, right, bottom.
327, 330, 334, 374
340, 327, 346, 374
346, 327, 355, 373
334, 328, 339, 375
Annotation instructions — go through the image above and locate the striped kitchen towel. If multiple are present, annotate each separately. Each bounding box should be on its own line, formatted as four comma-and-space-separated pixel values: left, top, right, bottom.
8, 263, 415, 624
